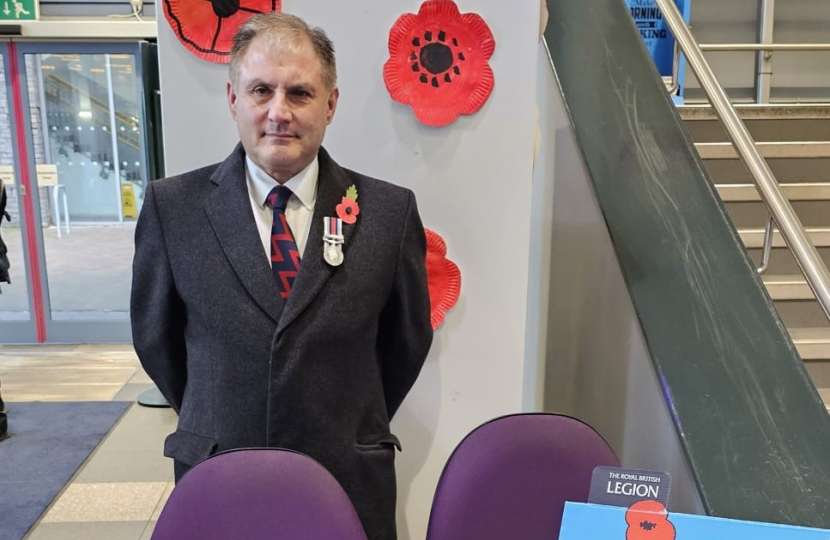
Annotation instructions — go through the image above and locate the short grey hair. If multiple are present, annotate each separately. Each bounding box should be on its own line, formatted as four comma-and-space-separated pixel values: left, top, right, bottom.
229, 12, 337, 90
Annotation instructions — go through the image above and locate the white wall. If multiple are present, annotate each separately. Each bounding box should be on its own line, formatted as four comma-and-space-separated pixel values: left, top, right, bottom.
538, 51, 704, 514
525, 42, 556, 413
158, 2, 542, 539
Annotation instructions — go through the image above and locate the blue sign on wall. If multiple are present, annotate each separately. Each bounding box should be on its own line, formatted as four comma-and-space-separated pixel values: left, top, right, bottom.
560, 502, 830, 540
625, 0, 691, 103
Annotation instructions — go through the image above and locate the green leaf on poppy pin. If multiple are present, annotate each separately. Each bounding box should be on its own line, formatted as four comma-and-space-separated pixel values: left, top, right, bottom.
346, 185, 358, 202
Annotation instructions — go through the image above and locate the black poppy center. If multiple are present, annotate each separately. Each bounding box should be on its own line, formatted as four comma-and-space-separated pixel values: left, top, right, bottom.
420, 43, 454, 75
211, 0, 239, 18
345, 206, 352, 214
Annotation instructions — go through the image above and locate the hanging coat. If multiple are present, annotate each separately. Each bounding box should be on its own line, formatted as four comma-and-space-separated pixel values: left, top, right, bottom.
0, 178, 11, 290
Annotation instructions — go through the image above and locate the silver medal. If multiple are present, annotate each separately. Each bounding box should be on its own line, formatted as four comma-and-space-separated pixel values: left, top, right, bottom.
324, 243, 344, 266
323, 217, 345, 267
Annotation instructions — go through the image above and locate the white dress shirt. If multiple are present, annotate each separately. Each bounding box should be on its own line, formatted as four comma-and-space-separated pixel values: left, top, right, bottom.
246, 156, 318, 261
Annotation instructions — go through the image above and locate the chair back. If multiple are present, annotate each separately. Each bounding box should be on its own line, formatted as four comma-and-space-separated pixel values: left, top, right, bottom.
425, 413, 620, 540
151, 448, 369, 540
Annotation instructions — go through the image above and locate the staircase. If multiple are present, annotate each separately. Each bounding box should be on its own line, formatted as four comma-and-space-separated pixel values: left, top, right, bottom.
681, 105, 830, 402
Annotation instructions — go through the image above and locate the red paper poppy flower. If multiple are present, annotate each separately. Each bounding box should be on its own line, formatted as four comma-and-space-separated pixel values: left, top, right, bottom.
163, 0, 281, 63
425, 228, 461, 329
336, 197, 360, 224
384, 0, 496, 126
625, 501, 675, 540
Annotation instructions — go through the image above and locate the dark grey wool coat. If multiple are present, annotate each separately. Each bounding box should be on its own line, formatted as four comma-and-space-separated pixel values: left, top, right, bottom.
130, 144, 433, 540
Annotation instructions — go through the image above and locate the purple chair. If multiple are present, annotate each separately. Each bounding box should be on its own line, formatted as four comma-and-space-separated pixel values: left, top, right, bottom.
151, 448, 368, 540
425, 413, 620, 540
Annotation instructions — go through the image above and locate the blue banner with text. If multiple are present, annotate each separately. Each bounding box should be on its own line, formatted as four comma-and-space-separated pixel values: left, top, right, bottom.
560, 502, 830, 540
625, 0, 688, 76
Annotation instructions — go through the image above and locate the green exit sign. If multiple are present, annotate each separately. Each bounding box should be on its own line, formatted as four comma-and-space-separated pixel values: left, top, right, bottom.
0, 0, 37, 20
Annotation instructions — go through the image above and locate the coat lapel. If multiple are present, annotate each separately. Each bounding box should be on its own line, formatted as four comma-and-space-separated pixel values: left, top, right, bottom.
277, 148, 356, 334
205, 144, 286, 324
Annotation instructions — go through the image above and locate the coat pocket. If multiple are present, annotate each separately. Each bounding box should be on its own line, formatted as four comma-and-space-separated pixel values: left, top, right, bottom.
163, 430, 219, 466
355, 433, 402, 452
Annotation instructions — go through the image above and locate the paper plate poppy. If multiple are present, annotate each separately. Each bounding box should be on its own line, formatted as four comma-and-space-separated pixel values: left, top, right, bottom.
163, 0, 281, 63
384, 0, 496, 126
625, 501, 675, 540
425, 228, 461, 330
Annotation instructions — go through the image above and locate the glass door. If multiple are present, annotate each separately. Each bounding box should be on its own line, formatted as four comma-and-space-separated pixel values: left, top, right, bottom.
0, 44, 37, 343
0, 42, 154, 343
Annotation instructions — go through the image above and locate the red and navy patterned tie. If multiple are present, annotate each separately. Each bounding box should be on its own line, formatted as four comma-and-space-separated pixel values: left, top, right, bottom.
266, 185, 301, 299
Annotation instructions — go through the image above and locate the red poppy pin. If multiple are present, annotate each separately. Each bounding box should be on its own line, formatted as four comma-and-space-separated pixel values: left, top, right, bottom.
625, 501, 676, 540
336, 185, 360, 225
163, 0, 281, 63
425, 228, 461, 329
383, 0, 496, 127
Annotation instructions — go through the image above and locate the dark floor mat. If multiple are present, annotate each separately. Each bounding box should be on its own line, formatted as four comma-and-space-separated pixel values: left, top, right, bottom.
0, 401, 131, 540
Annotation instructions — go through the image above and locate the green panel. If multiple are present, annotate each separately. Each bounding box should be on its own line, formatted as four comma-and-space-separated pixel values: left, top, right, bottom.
545, 0, 830, 527
0, 0, 36, 20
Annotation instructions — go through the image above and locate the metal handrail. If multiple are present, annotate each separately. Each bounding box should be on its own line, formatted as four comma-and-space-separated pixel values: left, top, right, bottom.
700, 44, 830, 52
664, 41, 681, 95
663, 45, 830, 103
653, 0, 830, 320
758, 215, 775, 274
52, 184, 70, 239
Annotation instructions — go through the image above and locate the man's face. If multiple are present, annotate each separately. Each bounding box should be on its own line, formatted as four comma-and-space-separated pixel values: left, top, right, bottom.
228, 35, 338, 182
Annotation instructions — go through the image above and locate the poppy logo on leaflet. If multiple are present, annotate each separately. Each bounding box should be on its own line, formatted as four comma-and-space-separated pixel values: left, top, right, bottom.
625, 501, 676, 540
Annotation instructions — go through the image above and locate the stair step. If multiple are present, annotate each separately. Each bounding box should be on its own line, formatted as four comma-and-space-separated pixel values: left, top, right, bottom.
775, 301, 829, 329
739, 227, 830, 249
679, 104, 830, 121
704, 159, 830, 186
697, 142, 830, 160
725, 200, 830, 230
764, 275, 815, 300
791, 327, 830, 361
716, 182, 830, 202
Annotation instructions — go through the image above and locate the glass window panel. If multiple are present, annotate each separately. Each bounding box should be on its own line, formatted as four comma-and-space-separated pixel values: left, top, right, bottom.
110, 53, 146, 218
26, 52, 144, 321
0, 54, 31, 322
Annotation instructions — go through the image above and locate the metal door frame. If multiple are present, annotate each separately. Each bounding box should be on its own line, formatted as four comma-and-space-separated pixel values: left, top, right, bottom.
0, 43, 39, 343
4, 41, 147, 343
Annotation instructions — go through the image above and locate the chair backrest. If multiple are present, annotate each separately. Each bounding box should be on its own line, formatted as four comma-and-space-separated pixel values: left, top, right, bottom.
151, 448, 369, 540
425, 413, 621, 540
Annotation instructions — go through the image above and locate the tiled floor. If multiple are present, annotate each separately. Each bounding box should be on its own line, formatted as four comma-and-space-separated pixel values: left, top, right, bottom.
0, 344, 177, 540
1, 224, 135, 319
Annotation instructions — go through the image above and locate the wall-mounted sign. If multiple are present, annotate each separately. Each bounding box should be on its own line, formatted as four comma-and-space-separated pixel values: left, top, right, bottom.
36, 164, 58, 187
561, 502, 830, 540
163, 0, 281, 63
0, 0, 38, 21
626, 0, 675, 76
624, 0, 691, 103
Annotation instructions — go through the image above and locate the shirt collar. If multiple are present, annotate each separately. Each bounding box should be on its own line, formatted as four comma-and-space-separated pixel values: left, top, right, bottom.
246, 156, 318, 211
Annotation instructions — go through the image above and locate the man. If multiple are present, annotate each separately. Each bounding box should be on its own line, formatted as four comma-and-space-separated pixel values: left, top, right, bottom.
131, 12, 433, 540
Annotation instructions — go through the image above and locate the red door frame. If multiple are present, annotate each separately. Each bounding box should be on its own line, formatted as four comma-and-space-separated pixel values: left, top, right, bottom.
8, 42, 46, 342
